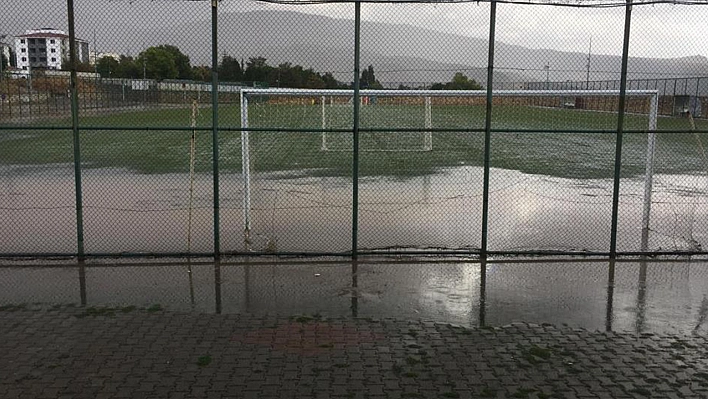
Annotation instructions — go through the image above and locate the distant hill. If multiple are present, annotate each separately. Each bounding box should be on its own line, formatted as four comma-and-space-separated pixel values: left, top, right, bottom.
13, 4, 708, 84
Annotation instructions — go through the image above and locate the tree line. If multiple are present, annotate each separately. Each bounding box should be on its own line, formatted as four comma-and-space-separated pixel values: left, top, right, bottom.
92, 44, 482, 90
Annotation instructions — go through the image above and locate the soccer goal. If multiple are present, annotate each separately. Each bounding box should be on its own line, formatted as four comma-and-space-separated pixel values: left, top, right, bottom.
237, 88, 660, 247
240, 88, 660, 152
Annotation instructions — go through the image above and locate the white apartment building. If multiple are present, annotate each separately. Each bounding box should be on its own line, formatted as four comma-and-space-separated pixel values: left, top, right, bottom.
14, 28, 89, 71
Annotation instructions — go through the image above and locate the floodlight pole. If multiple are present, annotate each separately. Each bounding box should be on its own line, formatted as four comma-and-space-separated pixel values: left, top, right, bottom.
609, 0, 633, 258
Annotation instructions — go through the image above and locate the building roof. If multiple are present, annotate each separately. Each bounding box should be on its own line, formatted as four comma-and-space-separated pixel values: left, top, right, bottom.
17, 32, 69, 39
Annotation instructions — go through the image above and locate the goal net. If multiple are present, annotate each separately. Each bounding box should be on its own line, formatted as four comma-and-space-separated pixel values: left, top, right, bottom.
239, 88, 659, 153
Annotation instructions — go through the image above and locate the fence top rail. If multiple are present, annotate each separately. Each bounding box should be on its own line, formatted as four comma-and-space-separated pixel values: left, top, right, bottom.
239, 0, 708, 8
241, 88, 660, 97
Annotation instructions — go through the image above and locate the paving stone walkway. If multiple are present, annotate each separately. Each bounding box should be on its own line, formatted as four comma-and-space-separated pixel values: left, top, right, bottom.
1, 305, 708, 398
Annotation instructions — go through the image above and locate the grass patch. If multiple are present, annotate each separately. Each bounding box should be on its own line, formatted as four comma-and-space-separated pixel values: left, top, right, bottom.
630, 387, 651, 397
196, 355, 212, 367
694, 372, 708, 381
0, 303, 27, 312
512, 388, 537, 398
480, 387, 496, 398
146, 304, 163, 313
522, 345, 553, 364
405, 357, 421, 365
3, 103, 707, 179
312, 367, 330, 373
76, 306, 118, 318
480, 326, 496, 331
528, 346, 552, 359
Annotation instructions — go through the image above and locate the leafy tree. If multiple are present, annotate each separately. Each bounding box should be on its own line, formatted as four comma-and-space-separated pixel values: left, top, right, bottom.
360, 65, 383, 89
430, 72, 482, 90
76, 61, 93, 73
276, 62, 300, 87
447, 72, 482, 90
191, 65, 211, 82
96, 56, 119, 78
304, 71, 326, 89
155, 45, 192, 80
134, 45, 192, 81
116, 55, 141, 79
244, 57, 273, 83
218, 56, 242, 82
321, 72, 342, 89
138, 47, 178, 80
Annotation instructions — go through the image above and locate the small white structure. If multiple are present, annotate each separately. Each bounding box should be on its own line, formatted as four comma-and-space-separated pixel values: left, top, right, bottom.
14, 28, 89, 71
1, 44, 11, 65
89, 51, 121, 65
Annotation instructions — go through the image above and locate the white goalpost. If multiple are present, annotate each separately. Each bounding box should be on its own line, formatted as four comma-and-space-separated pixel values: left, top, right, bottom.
238, 88, 659, 250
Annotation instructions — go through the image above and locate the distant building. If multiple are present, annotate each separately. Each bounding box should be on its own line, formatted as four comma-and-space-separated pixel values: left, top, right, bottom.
89, 51, 121, 65
14, 28, 89, 71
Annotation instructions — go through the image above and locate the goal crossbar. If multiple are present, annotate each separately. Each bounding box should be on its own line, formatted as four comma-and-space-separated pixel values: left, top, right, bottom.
240, 88, 660, 97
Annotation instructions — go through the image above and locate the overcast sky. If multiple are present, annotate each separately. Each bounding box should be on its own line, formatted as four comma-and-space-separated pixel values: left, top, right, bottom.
2, 0, 707, 60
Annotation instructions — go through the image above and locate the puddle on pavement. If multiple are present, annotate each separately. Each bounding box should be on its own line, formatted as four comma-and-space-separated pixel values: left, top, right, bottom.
1, 260, 708, 335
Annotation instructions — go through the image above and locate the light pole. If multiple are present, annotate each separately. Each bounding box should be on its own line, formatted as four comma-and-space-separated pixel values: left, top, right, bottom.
544, 64, 550, 89
586, 37, 592, 89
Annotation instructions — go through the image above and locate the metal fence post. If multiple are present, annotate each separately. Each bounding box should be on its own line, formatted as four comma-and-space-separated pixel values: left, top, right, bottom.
211, 0, 221, 258
352, 0, 361, 259
67, 0, 85, 260
609, 0, 633, 258
481, 0, 498, 258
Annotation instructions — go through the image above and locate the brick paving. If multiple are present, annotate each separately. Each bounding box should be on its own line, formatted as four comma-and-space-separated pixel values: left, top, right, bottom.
1, 305, 708, 398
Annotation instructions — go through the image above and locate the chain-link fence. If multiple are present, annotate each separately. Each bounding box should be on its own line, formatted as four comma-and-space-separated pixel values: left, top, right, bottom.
2, 0, 708, 259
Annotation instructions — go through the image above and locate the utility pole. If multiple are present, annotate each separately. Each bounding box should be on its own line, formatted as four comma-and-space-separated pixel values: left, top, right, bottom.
143, 57, 147, 105
586, 37, 592, 89
93, 29, 97, 76
544, 63, 550, 89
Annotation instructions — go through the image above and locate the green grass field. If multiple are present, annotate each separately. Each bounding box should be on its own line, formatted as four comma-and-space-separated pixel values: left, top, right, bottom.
1, 102, 707, 179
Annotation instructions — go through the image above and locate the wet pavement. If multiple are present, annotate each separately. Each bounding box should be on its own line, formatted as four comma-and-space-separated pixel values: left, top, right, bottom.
2, 259, 708, 335
2, 306, 708, 398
